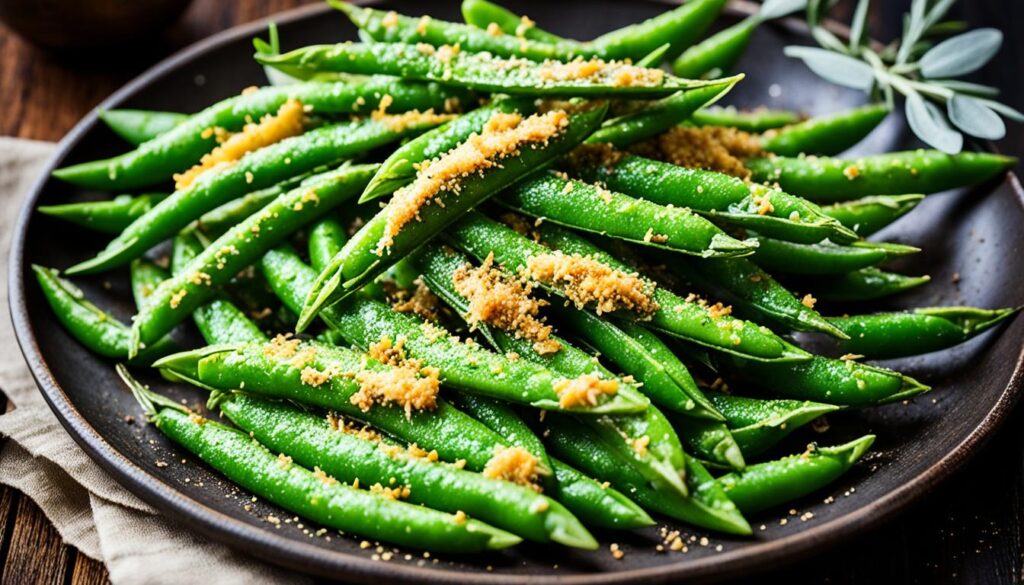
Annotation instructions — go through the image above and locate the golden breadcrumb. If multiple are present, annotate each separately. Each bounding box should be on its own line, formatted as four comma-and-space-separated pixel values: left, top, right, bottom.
483, 445, 544, 492
553, 373, 619, 408
633, 126, 763, 179
537, 56, 665, 88
390, 279, 442, 322
526, 251, 658, 315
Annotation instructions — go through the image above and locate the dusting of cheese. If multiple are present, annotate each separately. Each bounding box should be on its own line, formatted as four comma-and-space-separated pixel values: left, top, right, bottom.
482, 445, 544, 492
553, 373, 619, 408
526, 251, 658, 315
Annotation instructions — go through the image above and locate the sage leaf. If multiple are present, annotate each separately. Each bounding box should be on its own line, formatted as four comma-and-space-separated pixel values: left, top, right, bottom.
919, 28, 1002, 78
849, 0, 870, 52
759, 0, 807, 21
948, 94, 1006, 140
931, 80, 1000, 98
977, 99, 1024, 123
905, 91, 963, 154
784, 46, 875, 90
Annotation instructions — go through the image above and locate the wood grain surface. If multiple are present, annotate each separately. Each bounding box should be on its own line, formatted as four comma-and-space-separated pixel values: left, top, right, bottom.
0, 1, 1020, 584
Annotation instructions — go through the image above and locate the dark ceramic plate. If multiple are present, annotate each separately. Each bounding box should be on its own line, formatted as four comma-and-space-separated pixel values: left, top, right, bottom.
10, 1, 1024, 583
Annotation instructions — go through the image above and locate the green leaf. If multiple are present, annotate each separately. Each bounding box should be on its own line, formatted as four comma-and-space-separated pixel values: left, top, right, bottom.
919, 28, 1003, 78
977, 99, 1024, 123
848, 0, 870, 52
931, 80, 1000, 98
759, 0, 807, 20
922, 0, 959, 31
896, 0, 929, 64
948, 94, 1006, 140
784, 46, 876, 90
905, 91, 962, 154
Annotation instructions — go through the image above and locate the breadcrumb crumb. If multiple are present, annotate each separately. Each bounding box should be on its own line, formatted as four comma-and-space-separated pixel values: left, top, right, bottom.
526, 251, 658, 315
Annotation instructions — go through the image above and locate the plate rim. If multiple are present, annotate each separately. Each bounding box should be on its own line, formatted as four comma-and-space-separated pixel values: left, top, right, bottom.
8, 2, 1024, 583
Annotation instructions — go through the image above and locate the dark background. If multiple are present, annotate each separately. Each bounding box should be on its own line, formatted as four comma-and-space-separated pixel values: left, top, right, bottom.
0, 1, 1020, 583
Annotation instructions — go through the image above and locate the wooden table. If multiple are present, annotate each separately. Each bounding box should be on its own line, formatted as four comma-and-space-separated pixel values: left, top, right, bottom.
0, 1, 1020, 583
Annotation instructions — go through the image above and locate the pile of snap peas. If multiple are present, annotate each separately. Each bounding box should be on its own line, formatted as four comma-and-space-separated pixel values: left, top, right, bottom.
37, 0, 1020, 558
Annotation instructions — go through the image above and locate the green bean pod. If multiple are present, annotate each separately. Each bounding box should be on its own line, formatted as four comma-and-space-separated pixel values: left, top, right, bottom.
589, 0, 727, 61
460, 0, 567, 44
668, 413, 746, 470
706, 392, 840, 457
54, 77, 466, 190
216, 394, 595, 548
99, 109, 187, 146
673, 256, 848, 338
804, 268, 931, 302
746, 150, 1017, 201
129, 259, 168, 310
585, 80, 740, 147
750, 237, 919, 275
451, 394, 654, 530
572, 154, 857, 244
128, 165, 377, 356
69, 116, 444, 276
38, 193, 169, 235
361, 97, 537, 203
828, 306, 1019, 359
691, 106, 801, 132
672, 17, 758, 79
760, 104, 891, 157
499, 173, 757, 258
121, 369, 519, 552
718, 435, 875, 514
32, 265, 175, 362
258, 43, 722, 98
299, 102, 607, 329
819, 194, 924, 236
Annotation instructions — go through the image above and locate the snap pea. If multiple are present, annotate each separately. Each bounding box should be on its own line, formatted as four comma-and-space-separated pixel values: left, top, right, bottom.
588, 0, 727, 62
718, 435, 875, 514
68, 114, 443, 276
361, 97, 537, 203
298, 102, 607, 329
258, 43, 722, 98
672, 17, 758, 79
128, 259, 167, 312
691, 106, 801, 132
760, 104, 891, 157
99, 109, 187, 146
450, 394, 655, 530
460, 0, 567, 44
543, 413, 751, 535
334, 2, 595, 62
54, 77, 465, 190
39, 193, 169, 235
828, 306, 1019, 359
750, 237, 920, 275
746, 150, 1018, 201
216, 394, 595, 547
705, 392, 840, 457
120, 367, 520, 552
499, 172, 757, 258
819, 194, 924, 236
571, 153, 857, 244
715, 352, 930, 406
585, 80, 740, 147
672, 255, 848, 338
448, 212, 808, 362
668, 412, 746, 471
805, 268, 931, 302
32, 265, 175, 362
128, 165, 377, 356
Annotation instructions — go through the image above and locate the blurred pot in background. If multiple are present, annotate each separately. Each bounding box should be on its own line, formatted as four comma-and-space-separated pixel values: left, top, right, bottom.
0, 0, 193, 49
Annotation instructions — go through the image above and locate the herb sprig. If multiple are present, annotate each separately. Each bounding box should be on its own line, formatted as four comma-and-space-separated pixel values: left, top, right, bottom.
784, 0, 1023, 153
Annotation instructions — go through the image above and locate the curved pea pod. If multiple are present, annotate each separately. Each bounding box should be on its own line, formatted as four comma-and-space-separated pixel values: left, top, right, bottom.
532, 220, 811, 363
451, 394, 655, 530
38, 193, 169, 235
706, 392, 840, 457
828, 306, 1019, 359
672, 17, 758, 79
716, 353, 930, 406
499, 173, 757, 258
258, 43, 725, 98
54, 77, 466, 190
820, 194, 924, 236
750, 237, 920, 275
127, 165, 377, 356
217, 394, 595, 548
746, 150, 1018, 201
298, 102, 608, 329
804, 268, 931, 302
32, 265, 175, 362
585, 79, 741, 147
68, 116, 444, 276
589, 0, 727, 62
668, 413, 745, 471
361, 97, 537, 203
543, 414, 752, 535
691, 106, 801, 132
129, 258, 168, 310
100, 109, 187, 146
572, 153, 856, 244
760, 104, 891, 157
718, 435, 875, 514
674, 255, 848, 338
121, 370, 519, 552
460, 0, 567, 44
333, 1, 594, 62
308, 217, 350, 273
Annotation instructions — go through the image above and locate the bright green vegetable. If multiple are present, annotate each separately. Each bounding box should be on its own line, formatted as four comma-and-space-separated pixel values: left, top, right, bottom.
691, 106, 801, 132
588, 0, 727, 62
672, 17, 759, 79
129, 259, 168, 310
807, 268, 931, 302
39, 193, 169, 235
460, 0, 567, 44
750, 237, 919, 275
100, 109, 187, 146
761, 104, 891, 156
819, 194, 924, 236
706, 392, 840, 457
